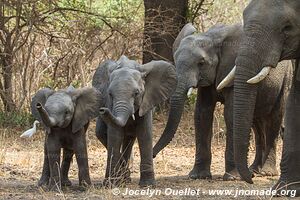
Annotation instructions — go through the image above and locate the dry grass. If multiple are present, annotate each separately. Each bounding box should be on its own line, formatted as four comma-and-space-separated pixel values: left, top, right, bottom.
0, 109, 290, 200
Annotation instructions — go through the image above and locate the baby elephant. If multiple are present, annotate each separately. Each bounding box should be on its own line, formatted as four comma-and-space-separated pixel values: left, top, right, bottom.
30, 86, 101, 189
93, 56, 177, 187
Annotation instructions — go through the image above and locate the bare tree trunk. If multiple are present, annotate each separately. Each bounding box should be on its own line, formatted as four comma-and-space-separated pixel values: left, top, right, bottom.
0, 2, 16, 112
143, 0, 188, 64
1, 44, 16, 112
0, 33, 16, 112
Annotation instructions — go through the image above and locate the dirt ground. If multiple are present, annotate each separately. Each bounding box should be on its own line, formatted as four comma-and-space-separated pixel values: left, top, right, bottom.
0, 109, 295, 200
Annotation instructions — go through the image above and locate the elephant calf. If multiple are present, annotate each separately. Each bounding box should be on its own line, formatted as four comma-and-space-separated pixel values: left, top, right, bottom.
92, 56, 177, 187
153, 23, 292, 181
29, 86, 101, 189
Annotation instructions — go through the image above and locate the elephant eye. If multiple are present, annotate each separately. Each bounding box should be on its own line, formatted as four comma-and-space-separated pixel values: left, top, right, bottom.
108, 91, 113, 98
198, 58, 205, 65
282, 24, 293, 34
133, 89, 140, 97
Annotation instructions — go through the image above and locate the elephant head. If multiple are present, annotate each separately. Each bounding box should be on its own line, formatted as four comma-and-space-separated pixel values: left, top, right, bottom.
219, 0, 300, 184
31, 86, 101, 133
92, 55, 177, 128
153, 23, 242, 157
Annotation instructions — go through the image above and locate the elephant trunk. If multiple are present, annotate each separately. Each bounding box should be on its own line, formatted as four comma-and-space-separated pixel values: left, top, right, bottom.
36, 103, 56, 127
233, 27, 281, 183
233, 61, 258, 184
234, 35, 263, 184
99, 101, 131, 128
153, 81, 188, 158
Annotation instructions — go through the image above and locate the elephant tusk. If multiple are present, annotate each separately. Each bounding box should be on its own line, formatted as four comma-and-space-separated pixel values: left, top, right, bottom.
247, 66, 271, 84
217, 66, 236, 91
187, 88, 193, 97
132, 114, 135, 121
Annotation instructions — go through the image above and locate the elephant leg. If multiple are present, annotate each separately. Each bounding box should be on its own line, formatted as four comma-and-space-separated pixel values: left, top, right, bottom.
260, 90, 284, 177
136, 112, 155, 187
223, 91, 239, 181
189, 86, 216, 180
96, 117, 107, 148
61, 148, 74, 186
249, 120, 264, 174
260, 116, 280, 176
104, 126, 124, 187
38, 138, 50, 187
121, 136, 136, 183
47, 135, 61, 190
274, 77, 300, 197
73, 131, 91, 187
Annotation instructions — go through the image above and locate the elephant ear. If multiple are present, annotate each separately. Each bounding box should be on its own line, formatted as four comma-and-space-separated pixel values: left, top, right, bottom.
92, 60, 118, 107
70, 87, 102, 133
205, 24, 240, 45
212, 24, 243, 89
66, 85, 76, 92
173, 23, 197, 54
31, 88, 54, 125
138, 61, 177, 116
117, 55, 130, 64
117, 55, 139, 69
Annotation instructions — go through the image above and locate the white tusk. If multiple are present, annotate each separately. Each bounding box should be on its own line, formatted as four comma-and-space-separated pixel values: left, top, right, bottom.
217, 66, 236, 91
247, 66, 271, 84
20, 120, 39, 138
132, 114, 135, 121
187, 88, 193, 97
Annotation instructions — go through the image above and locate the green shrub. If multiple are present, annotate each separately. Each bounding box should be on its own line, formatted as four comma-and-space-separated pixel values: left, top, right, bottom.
0, 111, 33, 128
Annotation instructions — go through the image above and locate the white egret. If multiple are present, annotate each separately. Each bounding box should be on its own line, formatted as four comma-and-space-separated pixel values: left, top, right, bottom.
20, 120, 40, 138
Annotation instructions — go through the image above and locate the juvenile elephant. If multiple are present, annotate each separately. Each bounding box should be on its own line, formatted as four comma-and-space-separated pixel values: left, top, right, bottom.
31, 86, 101, 189
92, 56, 177, 187
153, 23, 292, 180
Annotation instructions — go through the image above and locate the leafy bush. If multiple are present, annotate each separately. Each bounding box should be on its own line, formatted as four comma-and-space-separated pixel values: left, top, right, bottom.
0, 112, 34, 128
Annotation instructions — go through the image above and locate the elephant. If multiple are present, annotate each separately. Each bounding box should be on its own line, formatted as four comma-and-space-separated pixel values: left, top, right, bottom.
92, 56, 177, 187
30, 86, 101, 189
217, 1, 300, 195
153, 23, 292, 181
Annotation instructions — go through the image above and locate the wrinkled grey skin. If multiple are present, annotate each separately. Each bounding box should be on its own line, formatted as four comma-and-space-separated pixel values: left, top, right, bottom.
233, 1, 300, 195
31, 86, 101, 190
92, 56, 177, 187
153, 23, 292, 181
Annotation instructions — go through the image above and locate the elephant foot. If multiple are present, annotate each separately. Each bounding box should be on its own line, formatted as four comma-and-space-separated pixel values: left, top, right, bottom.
103, 177, 125, 188
37, 175, 49, 187
188, 166, 212, 180
139, 171, 155, 187
48, 177, 62, 191
79, 179, 92, 188
139, 178, 156, 187
249, 164, 261, 174
124, 176, 131, 184
223, 169, 240, 181
272, 180, 300, 197
61, 178, 72, 187
124, 169, 131, 183
260, 162, 278, 176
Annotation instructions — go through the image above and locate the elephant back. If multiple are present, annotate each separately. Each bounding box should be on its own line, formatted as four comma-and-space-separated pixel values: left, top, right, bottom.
92, 60, 118, 107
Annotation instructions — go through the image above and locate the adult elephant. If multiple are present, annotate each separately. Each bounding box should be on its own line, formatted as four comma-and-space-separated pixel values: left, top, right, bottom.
153, 23, 292, 180
218, 0, 300, 194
